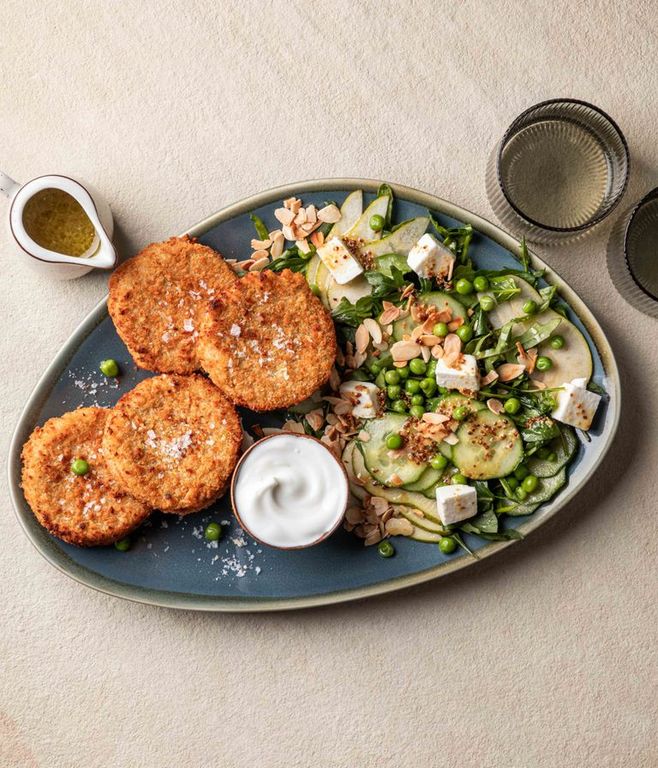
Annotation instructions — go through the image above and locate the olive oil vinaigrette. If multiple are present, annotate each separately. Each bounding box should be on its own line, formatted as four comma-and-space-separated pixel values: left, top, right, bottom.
22, 188, 96, 257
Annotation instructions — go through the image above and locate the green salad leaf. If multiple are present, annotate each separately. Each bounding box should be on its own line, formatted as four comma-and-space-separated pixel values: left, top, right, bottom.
268, 246, 312, 273
250, 213, 270, 241
377, 183, 394, 230
521, 416, 561, 446
332, 295, 379, 327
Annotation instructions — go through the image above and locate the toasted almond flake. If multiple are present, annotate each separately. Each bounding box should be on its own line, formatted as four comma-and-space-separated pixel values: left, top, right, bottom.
282, 419, 305, 434
288, 198, 302, 214
390, 340, 422, 362
329, 367, 341, 391
497, 363, 526, 382
410, 325, 425, 343
282, 225, 296, 241
355, 323, 370, 354
420, 334, 441, 346
294, 208, 307, 226
300, 221, 317, 234
317, 203, 341, 223
422, 412, 450, 424
306, 409, 325, 431
443, 433, 459, 445
372, 340, 389, 352
448, 317, 464, 331
270, 233, 284, 259
362, 317, 382, 344
334, 400, 352, 416
480, 370, 499, 386
530, 379, 547, 389
249, 257, 270, 272
431, 344, 444, 359
526, 347, 538, 374
251, 238, 271, 250
385, 517, 414, 537
358, 430, 370, 442
346, 507, 364, 525
352, 350, 367, 369
442, 333, 462, 365
296, 239, 311, 255
364, 529, 383, 546
238, 259, 255, 271
380, 307, 401, 325
435, 308, 453, 323
325, 413, 339, 425
229, 261, 246, 273
268, 228, 283, 239
335, 346, 345, 367
305, 204, 317, 223
401, 284, 415, 300
447, 258, 455, 281
369, 496, 389, 515
275, 207, 295, 226
487, 398, 504, 414
310, 231, 325, 248
393, 361, 407, 368
262, 427, 284, 435
421, 345, 431, 363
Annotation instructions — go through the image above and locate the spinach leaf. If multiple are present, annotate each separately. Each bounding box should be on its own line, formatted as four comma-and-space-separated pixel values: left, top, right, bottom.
519, 236, 530, 271
365, 266, 407, 299
489, 275, 521, 303
476, 529, 524, 542
515, 317, 561, 348
521, 416, 560, 445
537, 284, 557, 312
587, 380, 607, 396
331, 295, 379, 327
471, 305, 488, 338
461, 507, 498, 534
250, 213, 270, 241
375, 253, 410, 278
267, 247, 312, 273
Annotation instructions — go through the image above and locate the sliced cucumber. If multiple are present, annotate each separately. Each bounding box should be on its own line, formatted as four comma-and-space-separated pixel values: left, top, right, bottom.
452, 409, 523, 480
527, 425, 578, 478
422, 482, 442, 499
436, 392, 486, 418
326, 275, 371, 310
504, 468, 567, 516
305, 254, 331, 308
341, 442, 367, 501
361, 414, 425, 486
409, 526, 443, 544
358, 217, 430, 261
394, 505, 447, 535
393, 292, 467, 341
328, 190, 363, 239
351, 445, 439, 518
403, 466, 442, 492
344, 195, 389, 242
482, 276, 593, 387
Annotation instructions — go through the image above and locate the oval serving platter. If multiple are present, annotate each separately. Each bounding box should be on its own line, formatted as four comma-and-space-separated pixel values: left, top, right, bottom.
7, 180, 620, 612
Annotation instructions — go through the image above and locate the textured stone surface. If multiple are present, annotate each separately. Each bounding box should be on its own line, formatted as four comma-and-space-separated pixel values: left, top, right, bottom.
1, 2, 657, 766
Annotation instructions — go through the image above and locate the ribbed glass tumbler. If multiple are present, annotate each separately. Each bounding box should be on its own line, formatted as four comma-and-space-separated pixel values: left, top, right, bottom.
486, 99, 629, 244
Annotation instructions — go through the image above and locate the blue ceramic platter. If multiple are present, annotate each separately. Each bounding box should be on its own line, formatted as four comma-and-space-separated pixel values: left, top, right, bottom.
7, 180, 620, 611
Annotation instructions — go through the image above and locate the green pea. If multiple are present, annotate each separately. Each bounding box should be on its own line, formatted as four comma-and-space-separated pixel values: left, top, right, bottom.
370, 214, 385, 232
549, 335, 565, 350
114, 538, 131, 552
391, 399, 407, 413
387, 384, 402, 399
515, 487, 528, 501
204, 522, 222, 542
397, 365, 410, 380
480, 295, 496, 312
456, 324, 473, 343
386, 433, 403, 450
427, 359, 437, 377
547, 452, 557, 462
522, 300, 538, 315
522, 474, 539, 493
420, 378, 437, 396
405, 379, 421, 395
473, 276, 490, 292
71, 458, 89, 476
452, 473, 468, 485
99, 359, 120, 378
427, 397, 441, 412
455, 278, 474, 295
409, 405, 425, 419
536, 356, 553, 371
506, 476, 518, 490
453, 405, 469, 421
433, 322, 449, 337
384, 369, 401, 385
409, 358, 427, 375
369, 361, 382, 375
430, 454, 449, 470
514, 464, 529, 481
504, 397, 521, 415
378, 540, 395, 558
439, 536, 457, 554
410, 394, 425, 406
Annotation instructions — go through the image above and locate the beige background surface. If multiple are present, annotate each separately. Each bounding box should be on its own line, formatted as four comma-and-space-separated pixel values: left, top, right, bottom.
1, 1, 657, 766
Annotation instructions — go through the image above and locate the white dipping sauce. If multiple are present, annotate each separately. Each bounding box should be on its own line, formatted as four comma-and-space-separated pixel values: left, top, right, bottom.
233, 434, 348, 548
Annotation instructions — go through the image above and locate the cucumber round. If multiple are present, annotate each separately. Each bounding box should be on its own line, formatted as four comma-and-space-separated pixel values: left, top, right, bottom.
505, 468, 567, 516
394, 505, 448, 535
393, 292, 467, 341
452, 409, 523, 480
409, 526, 443, 543
403, 466, 442, 492
527, 426, 578, 478
436, 393, 486, 418
361, 414, 425, 486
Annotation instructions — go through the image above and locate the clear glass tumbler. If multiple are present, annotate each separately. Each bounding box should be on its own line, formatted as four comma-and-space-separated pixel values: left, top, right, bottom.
486, 99, 630, 243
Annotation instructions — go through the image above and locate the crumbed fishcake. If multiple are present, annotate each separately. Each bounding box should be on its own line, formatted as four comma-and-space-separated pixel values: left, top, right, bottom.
102, 374, 242, 514
197, 269, 337, 411
108, 235, 238, 374
21, 408, 151, 546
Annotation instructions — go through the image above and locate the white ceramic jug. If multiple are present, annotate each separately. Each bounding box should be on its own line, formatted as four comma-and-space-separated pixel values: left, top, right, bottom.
0, 171, 117, 279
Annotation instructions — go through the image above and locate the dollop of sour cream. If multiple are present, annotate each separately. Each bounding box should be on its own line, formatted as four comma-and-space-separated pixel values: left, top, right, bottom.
232, 434, 348, 548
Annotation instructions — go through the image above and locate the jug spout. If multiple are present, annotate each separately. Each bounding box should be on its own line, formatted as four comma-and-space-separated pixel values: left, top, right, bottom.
90, 235, 118, 269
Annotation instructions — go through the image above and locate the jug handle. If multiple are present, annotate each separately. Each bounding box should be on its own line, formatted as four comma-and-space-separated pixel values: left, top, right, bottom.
0, 170, 20, 199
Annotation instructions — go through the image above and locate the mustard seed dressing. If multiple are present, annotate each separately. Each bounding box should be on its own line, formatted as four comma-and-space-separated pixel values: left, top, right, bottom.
22, 187, 96, 257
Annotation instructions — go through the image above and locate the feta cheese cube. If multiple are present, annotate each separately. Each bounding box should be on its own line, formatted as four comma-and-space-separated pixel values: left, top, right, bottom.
551, 378, 601, 430
434, 353, 480, 392
339, 381, 381, 419
436, 484, 477, 526
317, 237, 364, 285
407, 233, 455, 279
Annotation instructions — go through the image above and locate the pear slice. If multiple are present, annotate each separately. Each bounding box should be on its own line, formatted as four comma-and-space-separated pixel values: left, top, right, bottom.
343, 195, 390, 241
328, 190, 363, 239
359, 217, 430, 261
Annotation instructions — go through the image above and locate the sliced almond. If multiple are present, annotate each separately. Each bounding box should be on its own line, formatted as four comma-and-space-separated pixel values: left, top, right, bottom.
249, 257, 270, 272
411, 325, 425, 343
380, 307, 401, 325
431, 344, 444, 359
422, 412, 450, 424
294, 208, 307, 226
363, 317, 382, 344
526, 347, 538, 374
355, 323, 370, 354
487, 398, 504, 414
317, 203, 341, 223
443, 432, 459, 445
306, 409, 325, 431
251, 238, 272, 250
306, 204, 317, 224
238, 259, 255, 271
480, 369, 499, 386
448, 317, 464, 331
385, 517, 414, 537
275, 207, 295, 226
262, 427, 284, 435
352, 350, 367, 370
282, 225, 296, 241
270, 233, 285, 259
282, 419, 305, 434
421, 345, 431, 363
401, 284, 415, 300
310, 231, 325, 248
420, 334, 441, 347
442, 333, 462, 365
390, 340, 422, 362
357, 430, 370, 442
296, 239, 311, 255
393, 360, 408, 368
497, 363, 526, 382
